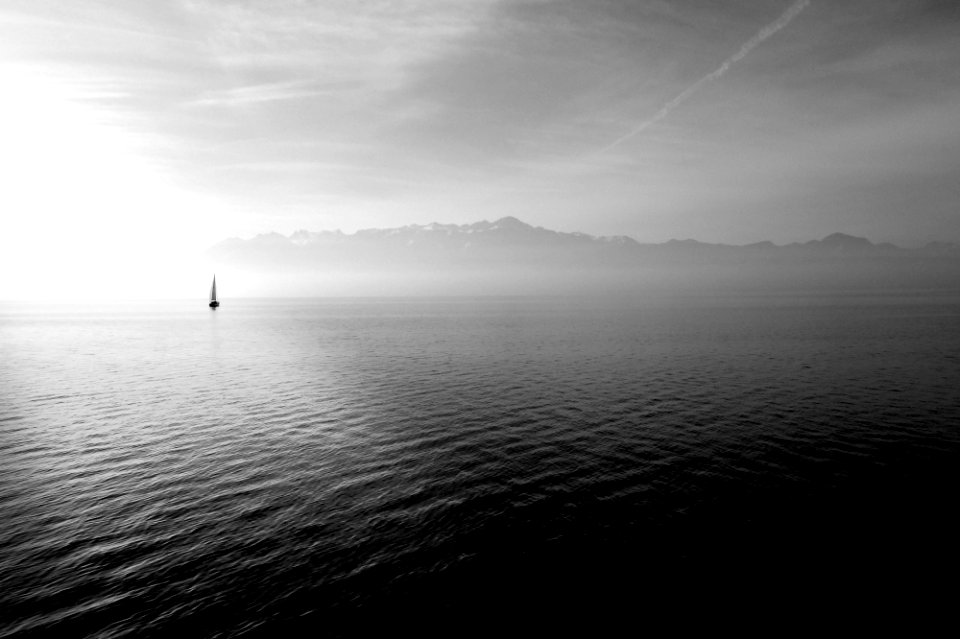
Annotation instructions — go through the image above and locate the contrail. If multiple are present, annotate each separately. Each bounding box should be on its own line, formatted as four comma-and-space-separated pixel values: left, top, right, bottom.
597, 0, 810, 154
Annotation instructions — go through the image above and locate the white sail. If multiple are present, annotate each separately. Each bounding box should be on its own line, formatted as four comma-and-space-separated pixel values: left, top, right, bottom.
210, 276, 217, 302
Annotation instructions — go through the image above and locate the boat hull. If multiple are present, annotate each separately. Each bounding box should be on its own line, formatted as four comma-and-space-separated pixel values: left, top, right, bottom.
209, 301, 220, 308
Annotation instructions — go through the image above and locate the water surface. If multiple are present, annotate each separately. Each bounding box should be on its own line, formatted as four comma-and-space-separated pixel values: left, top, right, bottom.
2, 294, 959, 635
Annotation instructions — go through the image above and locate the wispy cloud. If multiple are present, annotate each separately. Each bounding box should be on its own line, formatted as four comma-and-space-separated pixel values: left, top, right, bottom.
191, 80, 335, 107
596, 0, 810, 154
183, 0, 495, 86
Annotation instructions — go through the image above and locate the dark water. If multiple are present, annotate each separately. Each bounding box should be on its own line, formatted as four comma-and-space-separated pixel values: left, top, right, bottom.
2, 294, 959, 636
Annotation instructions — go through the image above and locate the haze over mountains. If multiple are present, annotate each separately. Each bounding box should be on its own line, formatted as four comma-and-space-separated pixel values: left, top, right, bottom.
209, 217, 960, 297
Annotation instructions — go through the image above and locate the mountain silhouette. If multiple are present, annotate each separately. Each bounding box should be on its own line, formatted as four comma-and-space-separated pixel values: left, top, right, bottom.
208, 217, 960, 296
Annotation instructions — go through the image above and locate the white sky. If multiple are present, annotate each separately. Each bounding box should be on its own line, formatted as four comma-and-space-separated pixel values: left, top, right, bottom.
1, 0, 959, 299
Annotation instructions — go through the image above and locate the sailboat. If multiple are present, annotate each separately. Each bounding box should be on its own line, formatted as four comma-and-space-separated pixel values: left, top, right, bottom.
209, 275, 220, 308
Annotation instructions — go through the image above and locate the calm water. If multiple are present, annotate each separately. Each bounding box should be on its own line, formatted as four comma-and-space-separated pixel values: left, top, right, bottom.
2, 294, 959, 636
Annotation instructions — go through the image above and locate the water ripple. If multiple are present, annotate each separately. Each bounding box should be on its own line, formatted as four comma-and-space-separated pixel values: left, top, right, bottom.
2, 296, 960, 636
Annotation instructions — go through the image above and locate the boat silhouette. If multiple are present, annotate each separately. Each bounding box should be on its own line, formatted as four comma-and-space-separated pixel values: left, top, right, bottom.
209, 275, 220, 308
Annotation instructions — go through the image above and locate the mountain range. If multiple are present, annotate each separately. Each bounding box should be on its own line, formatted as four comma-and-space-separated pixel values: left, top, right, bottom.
208, 217, 960, 296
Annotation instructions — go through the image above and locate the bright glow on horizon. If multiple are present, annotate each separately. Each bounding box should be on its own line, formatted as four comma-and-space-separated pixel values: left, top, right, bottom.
0, 65, 225, 300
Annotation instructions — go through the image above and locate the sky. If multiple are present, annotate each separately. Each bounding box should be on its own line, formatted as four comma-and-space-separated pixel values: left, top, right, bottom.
1, 0, 959, 298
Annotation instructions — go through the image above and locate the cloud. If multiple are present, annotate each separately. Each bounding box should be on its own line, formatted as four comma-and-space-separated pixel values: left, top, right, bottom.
190, 80, 335, 107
